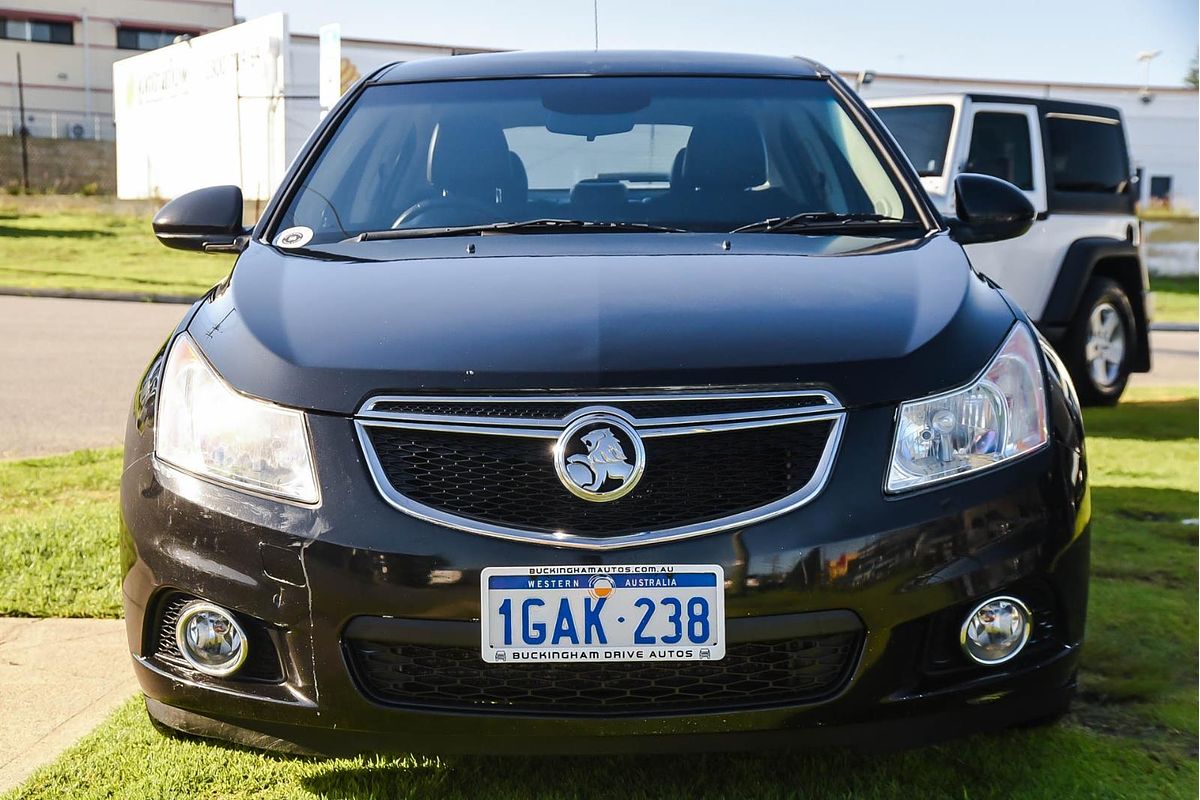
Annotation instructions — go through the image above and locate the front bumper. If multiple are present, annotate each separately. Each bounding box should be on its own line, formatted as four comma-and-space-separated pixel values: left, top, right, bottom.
120, 397, 1090, 755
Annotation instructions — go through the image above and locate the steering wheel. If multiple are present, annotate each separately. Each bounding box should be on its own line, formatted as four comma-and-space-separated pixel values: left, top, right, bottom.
392, 196, 496, 228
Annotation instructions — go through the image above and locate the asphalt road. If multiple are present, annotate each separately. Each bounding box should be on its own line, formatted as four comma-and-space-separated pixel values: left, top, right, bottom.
0, 295, 1195, 459
0, 296, 184, 459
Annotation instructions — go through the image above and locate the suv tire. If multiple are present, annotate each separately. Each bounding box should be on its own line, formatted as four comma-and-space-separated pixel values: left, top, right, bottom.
1063, 277, 1135, 406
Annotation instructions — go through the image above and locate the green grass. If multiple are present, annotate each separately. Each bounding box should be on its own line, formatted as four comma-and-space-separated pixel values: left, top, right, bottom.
0, 206, 232, 297
0, 449, 124, 618
1151, 275, 1198, 325
3, 387, 1196, 799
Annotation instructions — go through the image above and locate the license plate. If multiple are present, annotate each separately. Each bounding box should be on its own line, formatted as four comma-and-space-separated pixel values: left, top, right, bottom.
480, 565, 725, 663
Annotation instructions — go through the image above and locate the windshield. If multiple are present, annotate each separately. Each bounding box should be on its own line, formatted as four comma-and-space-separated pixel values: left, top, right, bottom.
277, 77, 919, 243
873, 104, 955, 178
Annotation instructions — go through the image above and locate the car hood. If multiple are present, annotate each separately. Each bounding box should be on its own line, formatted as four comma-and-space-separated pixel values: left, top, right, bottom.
189, 232, 1015, 414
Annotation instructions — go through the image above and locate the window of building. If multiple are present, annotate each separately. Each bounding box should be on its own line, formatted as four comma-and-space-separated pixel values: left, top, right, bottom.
0, 17, 74, 44
1046, 114, 1129, 193
117, 27, 190, 51
965, 112, 1034, 190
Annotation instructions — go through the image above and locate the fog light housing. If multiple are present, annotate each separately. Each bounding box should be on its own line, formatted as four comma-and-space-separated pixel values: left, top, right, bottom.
960, 596, 1031, 665
175, 601, 248, 677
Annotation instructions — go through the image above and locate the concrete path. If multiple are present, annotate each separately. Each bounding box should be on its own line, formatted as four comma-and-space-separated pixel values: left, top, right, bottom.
0, 295, 185, 459
1132, 329, 1198, 388
0, 618, 138, 794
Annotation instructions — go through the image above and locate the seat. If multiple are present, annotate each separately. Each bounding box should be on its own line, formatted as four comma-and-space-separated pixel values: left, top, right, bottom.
394, 116, 515, 227
569, 179, 629, 220
427, 115, 513, 204
653, 116, 790, 226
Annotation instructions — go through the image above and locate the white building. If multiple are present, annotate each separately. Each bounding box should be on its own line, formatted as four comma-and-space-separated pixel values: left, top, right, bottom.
113, 14, 492, 200
2, 0, 234, 140
850, 70, 1198, 212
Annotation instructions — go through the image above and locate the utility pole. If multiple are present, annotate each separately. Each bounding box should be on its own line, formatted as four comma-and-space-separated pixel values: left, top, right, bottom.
16, 52, 29, 193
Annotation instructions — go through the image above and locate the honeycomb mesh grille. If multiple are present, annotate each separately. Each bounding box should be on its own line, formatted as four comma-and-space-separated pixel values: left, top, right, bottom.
345, 633, 861, 716
149, 592, 284, 683
369, 394, 829, 421
364, 419, 833, 538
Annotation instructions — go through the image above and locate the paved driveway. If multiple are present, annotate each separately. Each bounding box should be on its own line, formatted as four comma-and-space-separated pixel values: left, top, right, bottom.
1132, 329, 1199, 387
0, 296, 184, 459
0, 295, 1195, 459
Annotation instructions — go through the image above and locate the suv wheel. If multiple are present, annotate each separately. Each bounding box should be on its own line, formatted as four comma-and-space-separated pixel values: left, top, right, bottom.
1064, 277, 1134, 406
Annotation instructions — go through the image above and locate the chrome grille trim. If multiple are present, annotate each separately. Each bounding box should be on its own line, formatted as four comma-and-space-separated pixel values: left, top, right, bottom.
358, 388, 841, 428
355, 389, 845, 550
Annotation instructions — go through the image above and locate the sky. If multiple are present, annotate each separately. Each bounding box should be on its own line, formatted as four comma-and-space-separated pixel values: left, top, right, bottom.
234, 0, 1199, 88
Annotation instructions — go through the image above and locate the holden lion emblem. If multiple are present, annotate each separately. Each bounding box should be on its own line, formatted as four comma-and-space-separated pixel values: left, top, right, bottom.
554, 414, 646, 502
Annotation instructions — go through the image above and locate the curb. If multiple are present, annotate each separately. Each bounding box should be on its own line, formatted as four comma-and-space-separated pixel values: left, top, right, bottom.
1150, 322, 1199, 332
0, 286, 197, 305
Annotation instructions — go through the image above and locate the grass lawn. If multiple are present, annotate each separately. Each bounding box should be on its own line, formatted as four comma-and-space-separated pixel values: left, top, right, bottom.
1151, 275, 1198, 325
0, 205, 232, 297
3, 387, 1196, 799
0, 449, 123, 618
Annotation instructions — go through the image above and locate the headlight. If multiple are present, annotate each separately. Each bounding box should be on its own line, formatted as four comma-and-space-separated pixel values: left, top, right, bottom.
886, 323, 1048, 492
156, 333, 319, 503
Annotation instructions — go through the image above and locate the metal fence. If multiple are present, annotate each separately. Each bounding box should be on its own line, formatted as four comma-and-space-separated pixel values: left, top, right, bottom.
0, 107, 115, 142
0, 135, 116, 193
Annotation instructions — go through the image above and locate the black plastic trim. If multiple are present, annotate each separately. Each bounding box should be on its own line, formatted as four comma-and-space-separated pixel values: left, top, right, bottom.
343, 610, 864, 649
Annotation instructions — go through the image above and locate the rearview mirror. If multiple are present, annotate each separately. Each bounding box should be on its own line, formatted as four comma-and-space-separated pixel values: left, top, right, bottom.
153, 185, 249, 253
948, 173, 1035, 245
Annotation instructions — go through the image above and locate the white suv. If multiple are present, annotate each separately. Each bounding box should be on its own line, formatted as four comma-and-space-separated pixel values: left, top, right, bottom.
871, 93, 1150, 404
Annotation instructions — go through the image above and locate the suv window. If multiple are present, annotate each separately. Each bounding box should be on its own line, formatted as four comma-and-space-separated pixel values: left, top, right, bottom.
278, 76, 918, 242
1046, 115, 1128, 193
872, 105, 954, 177
965, 112, 1033, 190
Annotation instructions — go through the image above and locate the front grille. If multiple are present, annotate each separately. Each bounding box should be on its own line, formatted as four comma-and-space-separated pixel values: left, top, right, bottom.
345, 633, 861, 716
369, 394, 830, 421
364, 419, 833, 538
149, 592, 285, 683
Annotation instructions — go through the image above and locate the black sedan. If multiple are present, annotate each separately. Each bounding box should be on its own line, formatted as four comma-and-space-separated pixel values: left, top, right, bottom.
122, 50, 1089, 755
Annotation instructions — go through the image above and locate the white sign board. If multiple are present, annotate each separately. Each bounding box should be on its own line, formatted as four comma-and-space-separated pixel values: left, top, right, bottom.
113, 14, 289, 201
318, 23, 341, 116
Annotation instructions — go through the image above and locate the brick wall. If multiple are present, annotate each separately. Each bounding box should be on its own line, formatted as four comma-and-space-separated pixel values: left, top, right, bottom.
0, 137, 116, 194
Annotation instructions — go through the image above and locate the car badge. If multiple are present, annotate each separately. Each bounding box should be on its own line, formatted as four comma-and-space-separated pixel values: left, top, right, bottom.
554, 414, 646, 502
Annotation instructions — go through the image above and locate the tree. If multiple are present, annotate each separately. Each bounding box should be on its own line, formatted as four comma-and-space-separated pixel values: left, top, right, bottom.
1186, 52, 1198, 88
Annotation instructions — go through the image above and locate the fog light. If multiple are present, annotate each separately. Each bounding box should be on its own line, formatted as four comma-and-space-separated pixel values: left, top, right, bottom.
175, 601, 248, 677
960, 596, 1031, 665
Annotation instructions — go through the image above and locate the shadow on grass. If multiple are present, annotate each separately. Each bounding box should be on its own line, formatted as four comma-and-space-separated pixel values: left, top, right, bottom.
1084, 398, 1198, 442
296, 726, 1193, 800
299, 747, 931, 800
0, 224, 117, 239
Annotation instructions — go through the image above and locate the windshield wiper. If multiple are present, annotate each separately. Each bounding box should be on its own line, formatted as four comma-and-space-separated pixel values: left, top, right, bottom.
730, 212, 917, 234
357, 219, 684, 241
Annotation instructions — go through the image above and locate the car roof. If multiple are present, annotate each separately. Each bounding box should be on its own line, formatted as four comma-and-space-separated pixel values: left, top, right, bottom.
869, 92, 1122, 121
371, 50, 828, 84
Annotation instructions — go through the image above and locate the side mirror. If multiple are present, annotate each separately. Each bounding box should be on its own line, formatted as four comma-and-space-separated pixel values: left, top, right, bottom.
153, 185, 249, 253
948, 173, 1035, 245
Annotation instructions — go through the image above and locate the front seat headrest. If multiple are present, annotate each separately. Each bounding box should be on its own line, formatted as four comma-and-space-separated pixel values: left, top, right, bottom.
683, 116, 766, 191
427, 116, 513, 202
